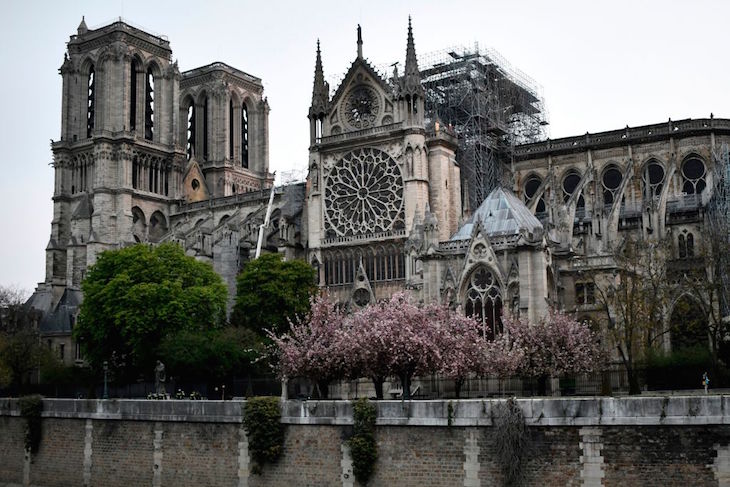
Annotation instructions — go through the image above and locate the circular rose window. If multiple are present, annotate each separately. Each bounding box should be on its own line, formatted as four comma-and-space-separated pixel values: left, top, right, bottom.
324, 148, 403, 236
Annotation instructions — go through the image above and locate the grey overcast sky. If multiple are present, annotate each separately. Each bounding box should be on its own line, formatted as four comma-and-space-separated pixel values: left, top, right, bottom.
1, 0, 728, 292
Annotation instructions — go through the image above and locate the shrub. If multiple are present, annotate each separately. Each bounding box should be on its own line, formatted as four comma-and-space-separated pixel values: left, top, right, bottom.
243, 397, 284, 474
349, 398, 377, 484
19, 395, 43, 454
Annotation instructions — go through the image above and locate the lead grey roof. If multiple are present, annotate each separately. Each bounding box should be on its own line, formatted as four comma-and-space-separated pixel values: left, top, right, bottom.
451, 187, 543, 241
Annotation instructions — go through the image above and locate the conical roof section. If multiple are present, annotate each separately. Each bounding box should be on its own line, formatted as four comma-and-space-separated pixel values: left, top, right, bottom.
451, 187, 543, 241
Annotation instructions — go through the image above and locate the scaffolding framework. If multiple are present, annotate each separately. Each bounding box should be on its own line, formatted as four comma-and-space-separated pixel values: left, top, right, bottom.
709, 143, 730, 318
419, 45, 548, 210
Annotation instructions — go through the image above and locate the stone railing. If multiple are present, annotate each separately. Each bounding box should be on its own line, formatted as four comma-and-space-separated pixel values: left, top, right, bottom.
174, 187, 279, 213
322, 229, 406, 246
514, 118, 730, 159
318, 121, 404, 145
2, 395, 729, 427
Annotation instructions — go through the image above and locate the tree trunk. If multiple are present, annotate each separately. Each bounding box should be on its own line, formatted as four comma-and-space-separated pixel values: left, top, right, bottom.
600, 369, 613, 396
454, 378, 463, 399
372, 377, 384, 400
400, 373, 412, 400
617, 345, 641, 395
537, 375, 548, 396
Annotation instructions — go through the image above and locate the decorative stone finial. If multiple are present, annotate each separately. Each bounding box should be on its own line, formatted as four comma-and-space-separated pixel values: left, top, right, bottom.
357, 24, 363, 59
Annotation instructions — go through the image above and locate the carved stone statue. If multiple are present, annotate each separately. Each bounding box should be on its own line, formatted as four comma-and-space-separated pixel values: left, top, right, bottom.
154, 360, 166, 395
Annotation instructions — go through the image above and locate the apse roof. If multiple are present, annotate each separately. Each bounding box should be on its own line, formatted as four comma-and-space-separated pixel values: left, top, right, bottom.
451, 187, 543, 241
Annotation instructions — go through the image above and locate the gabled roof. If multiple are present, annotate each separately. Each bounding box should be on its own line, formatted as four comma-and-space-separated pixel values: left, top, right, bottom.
451, 187, 543, 242
330, 57, 393, 108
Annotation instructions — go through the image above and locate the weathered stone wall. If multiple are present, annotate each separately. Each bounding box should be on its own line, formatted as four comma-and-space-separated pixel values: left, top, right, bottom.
2, 396, 730, 487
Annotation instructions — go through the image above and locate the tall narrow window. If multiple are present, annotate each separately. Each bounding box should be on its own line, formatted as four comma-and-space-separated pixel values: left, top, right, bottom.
144, 67, 154, 140
678, 234, 687, 258
132, 157, 138, 189
129, 60, 137, 131
186, 104, 195, 160
241, 104, 249, 168
687, 233, 695, 257
229, 99, 234, 159
86, 65, 95, 138
315, 116, 323, 143
203, 97, 209, 160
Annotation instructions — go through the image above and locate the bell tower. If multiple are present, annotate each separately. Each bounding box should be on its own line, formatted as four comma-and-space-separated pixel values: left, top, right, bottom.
47, 18, 185, 302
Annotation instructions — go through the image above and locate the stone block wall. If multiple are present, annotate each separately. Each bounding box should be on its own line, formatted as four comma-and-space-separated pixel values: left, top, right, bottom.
2, 396, 730, 486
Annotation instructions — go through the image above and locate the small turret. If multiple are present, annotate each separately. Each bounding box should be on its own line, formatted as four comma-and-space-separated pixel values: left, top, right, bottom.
77, 16, 88, 36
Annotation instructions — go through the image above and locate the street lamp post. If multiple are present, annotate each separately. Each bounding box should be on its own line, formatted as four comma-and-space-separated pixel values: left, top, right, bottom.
103, 361, 109, 399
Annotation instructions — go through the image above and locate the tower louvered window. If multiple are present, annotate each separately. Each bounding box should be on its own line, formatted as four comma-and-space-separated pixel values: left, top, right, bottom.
241, 104, 249, 168
144, 68, 154, 140
86, 66, 95, 138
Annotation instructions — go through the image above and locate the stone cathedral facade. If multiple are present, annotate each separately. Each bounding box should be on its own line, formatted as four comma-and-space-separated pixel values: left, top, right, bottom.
29, 18, 729, 365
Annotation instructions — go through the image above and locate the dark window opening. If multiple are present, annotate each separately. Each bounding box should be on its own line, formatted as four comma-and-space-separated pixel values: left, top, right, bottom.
203, 97, 209, 160
678, 234, 687, 259
643, 161, 665, 198
562, 172, 581, 203
682, 157, 707, 195
241, 104, 249, 168
603, 167, 623, 205
86, 66, 95, 138
144, 68, 154, 140
186, 104, 195, 160
132, 157, 138, 189
229, 99, 234, 159
130, 60, 137, 131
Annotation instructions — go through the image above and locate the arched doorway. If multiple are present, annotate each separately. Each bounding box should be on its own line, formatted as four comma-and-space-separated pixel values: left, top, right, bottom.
463, 265, 502, 340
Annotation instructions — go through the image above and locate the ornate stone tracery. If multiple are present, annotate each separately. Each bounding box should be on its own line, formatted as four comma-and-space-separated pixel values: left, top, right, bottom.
324, 147, 404, 237
464, 265, 503, 339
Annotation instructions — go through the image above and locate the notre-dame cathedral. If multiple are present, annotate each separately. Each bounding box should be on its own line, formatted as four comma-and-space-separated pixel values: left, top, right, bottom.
29, 18, 730, 365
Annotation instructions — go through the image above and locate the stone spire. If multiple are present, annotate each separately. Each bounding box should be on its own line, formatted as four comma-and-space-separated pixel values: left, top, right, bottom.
357, 24, 363, 59
400, 16, 424, 97
77, 16, 88, 35
309, 39, 329, 117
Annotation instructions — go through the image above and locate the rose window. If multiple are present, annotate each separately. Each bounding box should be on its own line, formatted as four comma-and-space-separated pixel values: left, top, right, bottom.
324, 148, 403, 237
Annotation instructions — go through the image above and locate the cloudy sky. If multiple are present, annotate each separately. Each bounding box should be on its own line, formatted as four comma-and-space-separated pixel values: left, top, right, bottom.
2, 0, 728, 292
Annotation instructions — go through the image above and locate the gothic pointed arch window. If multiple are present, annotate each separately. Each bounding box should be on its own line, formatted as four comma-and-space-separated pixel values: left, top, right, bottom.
186, 101, 195, 160
642, 159, 665, 199
241, 103, 249, 168
523, 174, 546, 216
129, 59, 138, 131
144, 67, 155, 140
602, 165, 623, 206
229, 99, 234, 159
86, 65, 95, 138
463, 265, 503, 340
681, 156, 707, 195
203, 96, 209, 160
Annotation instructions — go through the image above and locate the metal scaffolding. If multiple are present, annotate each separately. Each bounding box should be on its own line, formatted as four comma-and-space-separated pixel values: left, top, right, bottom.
709, 143, 730, 318
419, 45, 548, 210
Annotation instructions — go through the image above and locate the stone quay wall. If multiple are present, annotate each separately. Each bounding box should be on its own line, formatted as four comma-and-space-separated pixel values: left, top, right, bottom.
2, 395, 730, 486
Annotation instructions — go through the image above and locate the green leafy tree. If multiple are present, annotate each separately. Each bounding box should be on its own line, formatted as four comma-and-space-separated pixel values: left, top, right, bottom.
0, 285, 55, 391
159, 326, 264, 384
232, 253, 316, 335
74, 243, 227, 379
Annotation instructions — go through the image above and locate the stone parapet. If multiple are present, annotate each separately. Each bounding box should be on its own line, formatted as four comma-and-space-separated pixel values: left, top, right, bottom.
1, 395, 728, 426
